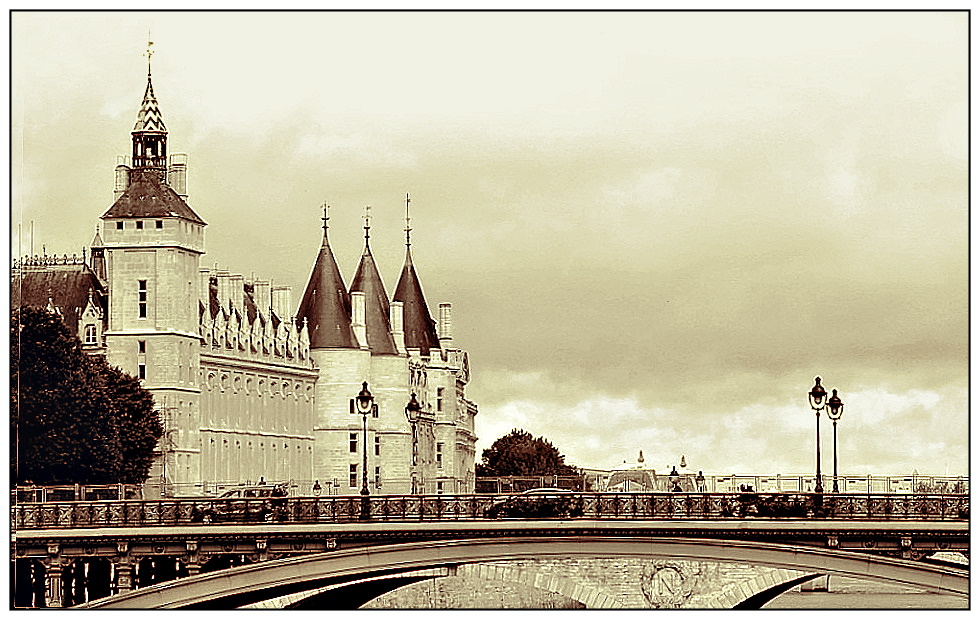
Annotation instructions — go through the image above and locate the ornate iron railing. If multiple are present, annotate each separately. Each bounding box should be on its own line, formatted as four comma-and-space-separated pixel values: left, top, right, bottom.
10, 492, 969, 530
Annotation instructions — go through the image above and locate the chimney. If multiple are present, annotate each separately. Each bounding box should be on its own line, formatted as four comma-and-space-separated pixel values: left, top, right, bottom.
215, 270, 231, 313
390, 301, 405, 355
114, 157, 131, 201
168, 153, 188, 198
198, 267, 211, 308
253, 280, 271, 316
229, 274, 244, 313
351, 291, 368, 349
438, 303, 453, 345
272, 286, 292, 320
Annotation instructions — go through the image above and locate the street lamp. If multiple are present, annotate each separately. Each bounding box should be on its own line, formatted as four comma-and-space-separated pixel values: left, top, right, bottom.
405, 393, 421, 495
355, 382, 375, 498
808, 377, 827, 493
826, 389, 845, 493
808, 377, 844, 494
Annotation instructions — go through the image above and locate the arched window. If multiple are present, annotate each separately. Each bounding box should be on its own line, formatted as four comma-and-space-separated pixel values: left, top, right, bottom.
83, 324, 97, 345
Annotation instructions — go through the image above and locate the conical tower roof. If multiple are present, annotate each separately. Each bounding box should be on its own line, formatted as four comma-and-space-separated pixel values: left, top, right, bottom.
133, 75, 166, 133
393, 246, 440, 356
350, 221, 397, 355
297, 212, 357, 349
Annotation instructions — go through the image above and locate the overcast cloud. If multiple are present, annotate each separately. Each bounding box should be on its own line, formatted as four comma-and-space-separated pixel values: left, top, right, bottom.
11, 11, 968, 475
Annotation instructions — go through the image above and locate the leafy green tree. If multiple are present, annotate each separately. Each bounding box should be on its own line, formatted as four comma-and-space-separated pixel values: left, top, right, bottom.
11, 307, 162, 486
476, 428, 579, 477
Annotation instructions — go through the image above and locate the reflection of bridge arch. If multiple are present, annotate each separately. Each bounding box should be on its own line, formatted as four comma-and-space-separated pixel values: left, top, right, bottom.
81, 536, 969, 609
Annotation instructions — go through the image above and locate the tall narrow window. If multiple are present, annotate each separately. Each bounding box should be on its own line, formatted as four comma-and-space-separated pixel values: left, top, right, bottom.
374, 466, 381, 487
436, 442, 444, 468
349, 464, 357, 487
437, 387, 444, 412
84, 324, 97, 345
138, 340, 146, 354
138, 280, 147, 319
138, 363, 146, 380
349, 433, 357, 453
374, 436, 381, 456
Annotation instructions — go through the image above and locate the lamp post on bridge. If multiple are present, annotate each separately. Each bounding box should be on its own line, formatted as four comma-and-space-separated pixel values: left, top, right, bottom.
405, 393, 421, 494
826, 389, 844, 493
808, 376, 844, 494
355, 382, 376, 519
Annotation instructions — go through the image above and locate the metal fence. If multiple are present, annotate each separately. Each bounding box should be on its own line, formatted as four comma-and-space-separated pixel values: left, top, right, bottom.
11, 491, 969, 530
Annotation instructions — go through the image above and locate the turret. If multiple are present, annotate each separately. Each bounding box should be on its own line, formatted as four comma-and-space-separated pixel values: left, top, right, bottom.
392, 193, 440, 356
296, 205, 357, 349
349, 206, 397, 355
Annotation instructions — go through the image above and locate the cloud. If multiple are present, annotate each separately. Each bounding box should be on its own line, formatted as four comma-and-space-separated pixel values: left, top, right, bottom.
475, 379, 967, 476
12, 12, 968, 479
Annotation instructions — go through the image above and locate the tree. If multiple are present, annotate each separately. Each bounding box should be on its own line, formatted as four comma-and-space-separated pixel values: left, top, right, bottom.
476, 428, 579, 477
100, 365, 161, 484
11, 307, 162, 486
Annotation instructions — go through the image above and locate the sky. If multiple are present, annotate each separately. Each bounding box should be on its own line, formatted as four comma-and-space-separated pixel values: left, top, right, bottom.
10, 11, 968, 476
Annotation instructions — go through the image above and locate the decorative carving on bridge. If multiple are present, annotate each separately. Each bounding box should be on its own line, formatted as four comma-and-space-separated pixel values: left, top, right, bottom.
640, 562, 708, 608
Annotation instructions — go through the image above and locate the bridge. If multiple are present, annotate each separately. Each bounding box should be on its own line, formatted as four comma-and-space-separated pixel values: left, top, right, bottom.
12, 491, 968, 608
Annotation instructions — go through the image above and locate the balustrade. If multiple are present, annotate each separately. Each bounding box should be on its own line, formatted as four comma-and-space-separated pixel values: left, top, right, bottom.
11, 492, 969, 530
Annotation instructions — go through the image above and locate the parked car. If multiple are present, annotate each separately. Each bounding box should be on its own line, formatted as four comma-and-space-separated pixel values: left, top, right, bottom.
193, 484, 288, 524
485, 488, 583, 519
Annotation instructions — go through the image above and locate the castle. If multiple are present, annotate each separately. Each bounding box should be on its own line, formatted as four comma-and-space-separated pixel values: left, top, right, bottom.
12, 57, 478, 498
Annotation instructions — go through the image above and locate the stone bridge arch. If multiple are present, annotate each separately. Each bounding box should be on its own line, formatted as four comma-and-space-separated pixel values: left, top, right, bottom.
79, 536, 969, 609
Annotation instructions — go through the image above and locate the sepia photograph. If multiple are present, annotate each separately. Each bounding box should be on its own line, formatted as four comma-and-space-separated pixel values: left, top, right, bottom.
10, 10, 968, 609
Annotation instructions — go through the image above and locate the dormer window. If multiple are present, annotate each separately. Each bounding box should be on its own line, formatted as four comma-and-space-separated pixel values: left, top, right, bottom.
83, 324, 97, 345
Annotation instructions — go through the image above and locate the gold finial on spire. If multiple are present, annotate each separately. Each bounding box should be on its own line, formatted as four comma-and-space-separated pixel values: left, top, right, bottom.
144, 31, 154, 76
405, 192, 412, 247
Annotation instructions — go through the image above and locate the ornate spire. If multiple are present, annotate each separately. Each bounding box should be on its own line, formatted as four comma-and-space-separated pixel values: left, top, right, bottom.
320, 202, 330, 245
405, 192, 412, 249
131, 35, 167, 175
363, 205, 372, 248
145, 31, 154, 77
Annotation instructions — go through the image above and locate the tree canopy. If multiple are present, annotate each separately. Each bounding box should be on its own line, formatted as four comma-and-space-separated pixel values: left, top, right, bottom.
11, 306, 163, 486
476, 428, 579, 477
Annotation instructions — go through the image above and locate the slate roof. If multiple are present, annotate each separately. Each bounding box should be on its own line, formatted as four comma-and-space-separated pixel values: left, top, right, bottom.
12, 263, 106, 332
349, 242, 397, 355
393, 247, 440, 356
297, 230, 357, 349
133, 76, 166, 133
102, 169, 206, 224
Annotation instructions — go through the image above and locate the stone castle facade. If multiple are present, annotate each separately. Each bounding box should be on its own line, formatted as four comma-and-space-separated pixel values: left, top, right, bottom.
13, 62, 477, 497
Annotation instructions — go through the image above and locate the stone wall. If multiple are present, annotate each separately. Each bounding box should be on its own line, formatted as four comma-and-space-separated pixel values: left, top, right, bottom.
362, 558, 809, 609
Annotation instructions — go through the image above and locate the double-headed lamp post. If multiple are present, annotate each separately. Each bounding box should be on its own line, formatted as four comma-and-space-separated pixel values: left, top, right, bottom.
807, 377, 844, 494
355, 382, 374, 497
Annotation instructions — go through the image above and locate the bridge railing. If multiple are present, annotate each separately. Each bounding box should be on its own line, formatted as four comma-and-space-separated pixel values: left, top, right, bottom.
11, 492, 969, 530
